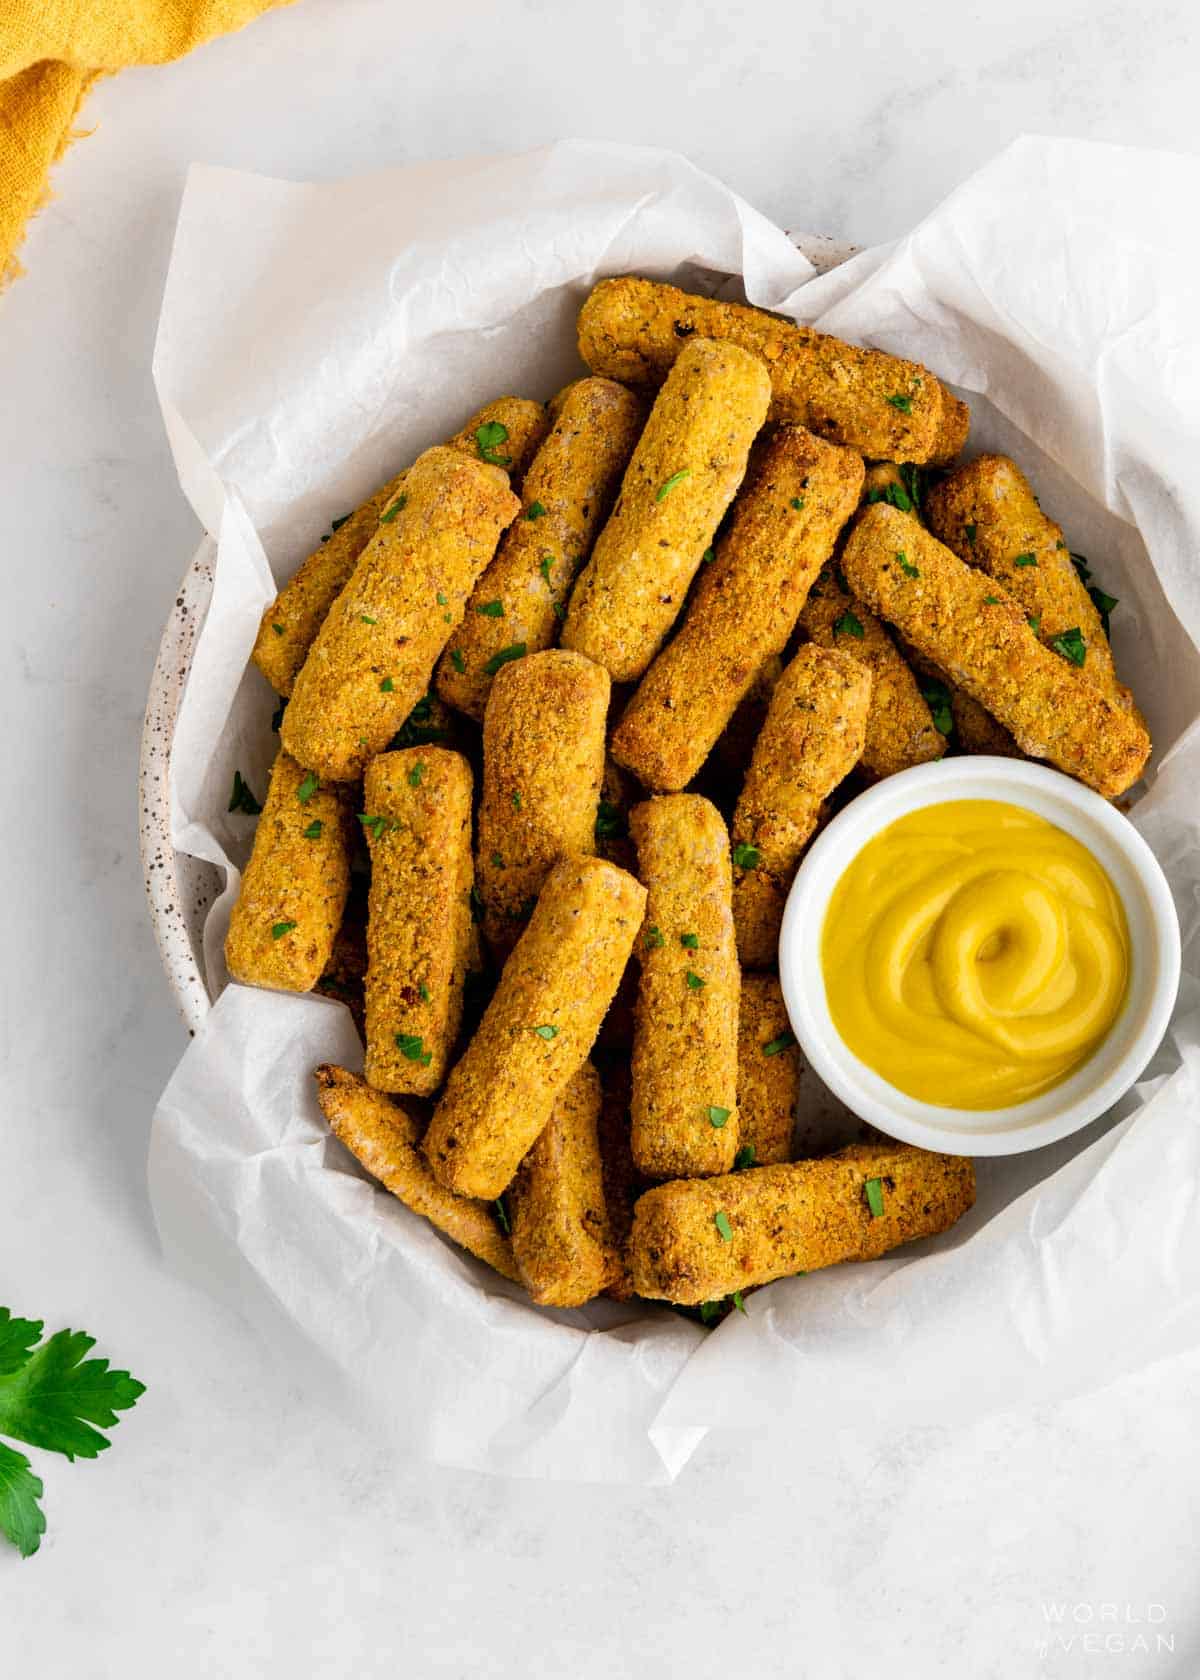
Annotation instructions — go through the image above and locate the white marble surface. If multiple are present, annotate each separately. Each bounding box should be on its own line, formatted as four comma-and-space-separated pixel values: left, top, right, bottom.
2, 1, 1199, 1672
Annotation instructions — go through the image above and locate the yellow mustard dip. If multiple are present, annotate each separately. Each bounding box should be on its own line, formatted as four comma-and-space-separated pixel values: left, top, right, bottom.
822, 799, 1129, 1108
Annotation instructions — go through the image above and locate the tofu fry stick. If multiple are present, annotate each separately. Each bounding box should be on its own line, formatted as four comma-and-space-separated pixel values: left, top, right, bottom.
225, 751, 355, 992
282, 447, 519, 782
841, 504, 1152, 798
362, 748, 474, 1096
561, 337, 771, 682
475, 650, 609, 958
508, 1062, 619, 1306
577, 276, 966, 466
630, 794, 740, 1179
437, 379, 645, 719
253, 398, 548, 696
924, 454, 1131, 708
732, 644, 872, 968
611, 427, 864, 792
797, 564, 945, 779
314, 1065, 518, 1282
596, 1057, 639, 1299
628, 1140, 976, 1304
423, 857, 646, 1199
736, 973, 799, 1166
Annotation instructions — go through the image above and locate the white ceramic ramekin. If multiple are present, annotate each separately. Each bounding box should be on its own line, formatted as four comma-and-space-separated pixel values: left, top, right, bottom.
778, 757, 1181, 1156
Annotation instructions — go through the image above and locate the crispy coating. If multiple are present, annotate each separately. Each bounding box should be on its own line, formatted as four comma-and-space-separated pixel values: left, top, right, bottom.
436, 380, 645, 720
314, 1064, 518, 1281
732, 645, 872, 967
508, 1062, 620, 1306
736, 973, 799, 1166
931, 393, 971, 467
577, 276, 964, 465
315, 876, 369, 1035
596, 1058, 640, 1299
561, 337, 771, 682
627, 1140, 976, 1304
281, 447, 519, 782
476, 650, 609, 957
798, 563, 945, 779
629, 795, 740, 1179
362, 748, 474, 1096
224, 751, 355, 992
252, 398, 548, 697
423, 857, 646, 1199
611, 427, 864, 792
841, 505, 1152, 798
924, 453, 1129, 707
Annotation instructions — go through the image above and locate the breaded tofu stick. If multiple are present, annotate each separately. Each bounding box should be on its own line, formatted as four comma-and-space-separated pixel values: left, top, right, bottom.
225, 751, 355, 992
361, 748, 474, 1096
577, 276, 964, 466
253, 398, 548, 696
508, 1062, 619, 1306
561, 338, 771, 682
797, 564, 945, 779
610, 427, 864, 792
282, 447, 519, 782
423, 857, 646, 1199
437, 379, 645, 720
736, 973, 799, 1166
925, 454, 1129, 707
629, 795, 740, 1179
628, 1140, 975, 1304
841, 504, 1152, 798
475, 650, 609, 957
314, 1065, 518, 1282
596, 1058, 639, 1299
732, 645, 872, 968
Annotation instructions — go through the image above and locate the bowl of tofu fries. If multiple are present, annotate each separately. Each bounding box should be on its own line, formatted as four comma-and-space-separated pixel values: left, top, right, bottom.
161, 273, 1180, 1324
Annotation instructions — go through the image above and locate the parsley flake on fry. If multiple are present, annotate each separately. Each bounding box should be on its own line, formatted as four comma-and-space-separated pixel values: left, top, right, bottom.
865, 1177, 885, 1218
833, 609, 864, 639
228, 770, 262, 815
762, 1029, 796, 1057
483, 643, 525, 676
656, 468, 690, 501
271, 921, 297, 940
475, 421, 512, 465
708, 1106, 731, 1128
714, 1211, 733, 1242
296, 771, 319, 804
379, 493, 407, 523
732, 842, 761, 870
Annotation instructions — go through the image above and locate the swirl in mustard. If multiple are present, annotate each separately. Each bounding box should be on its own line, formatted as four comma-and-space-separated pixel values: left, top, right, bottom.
822, 800, 1129, 1108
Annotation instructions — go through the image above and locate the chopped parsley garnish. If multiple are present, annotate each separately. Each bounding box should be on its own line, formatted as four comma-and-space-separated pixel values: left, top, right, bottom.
525, 500, 547, 521
685, 970, 706, 990
360, 614, 377, 625
228, 769, 262, 815
358, 813, 398, 839
791, 496, 806, 510
707, 1106, 731, 1129
490, 851, 504, 869
656, 469, 690, 501
698, 1300, 722, 1326
964, 523, 977, 547
1028, 613, 1041, 634
732, 842, 761, 870
864, 1177, 885, 1218
493, 1196, 511, 1235
896, 550, 919, 578
919, 679, 954, 737
271, 921, 297, 940
1051, 626, 1087, 667
418, 982, 430, 1003
512, 790, 522, 809
700, 546, 715, 564
302, 820, 323, 840
407, 761, 425, 787
390, 693, 449, 750
1070, 551, 1092, 580
595, 801, 624, 840
762, 1029, 796, 1057
885, 393, 913, 414
679, 932, 699, 949
645, 926, 665, 949
1013, 552, 1038, 568
531, 1025, 558, 1041
733, 1144, 757, 1171
731, 1290, 747, 1315
983, 595, 1000, 605
539, 555, 554, 586
271, 622, 285, 636
483, 643, 526, 675
475, 421, 512, 465
833, 609, 864, 639
898, 462, 922, 510
714, 1211, 733, 1243
380, 676, 395, 692
866, 481, 913, 513
296, 771, 320, 804
379, 494, 407, 523
476, 600, 505, 618
1089, 586, 1118, 636
450, 648, 466, 674
437, 591, 448, 606
395, 1033, 432, 1066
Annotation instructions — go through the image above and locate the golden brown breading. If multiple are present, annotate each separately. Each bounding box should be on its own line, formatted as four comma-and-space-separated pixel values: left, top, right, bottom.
436, 380, 645, 720
731, 644, 872, 967
627, 1140, 976, 1304
314, 1064, 519, 1281
925, 453, 1130, 708
561, 337, 771, 682
841, 504, 1152, 798
508, 1062, 619, 1306
735, 973, 798, 1166
315, 876, 369, 1035
361, 748, 474, 1096
423, 857, 646, 1199
629, 794, 740, 1179
797, 563, 945, 779
475, 650, 609, 957
252, 398, 548, 697
930, 393, 971, 468
610, 427, 864, 792
577, 276, 965, 465
596, 1057, 640, 1299
281, 447, 519, 782
225, 751, 356, 992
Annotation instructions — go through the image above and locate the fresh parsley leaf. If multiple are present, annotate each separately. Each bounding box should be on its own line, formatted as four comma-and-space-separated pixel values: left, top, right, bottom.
531, 1025, 558, 1041
983, 595, 1000, 605
898, 463, 922, 511
297, 771, 319, 804
833, 609, 864, 639
0, 1311, 42, 1379
896, 551, 919, 579
885, 393, 913, 414
762, 1030, 796, 1057
271, 921, 296, 940
360, 614, 378, 625
708, 1106, 731, 1128
512, 790, 522, 809
733, 1144, 757, 1171
864, 1177, 885, 1218
731, 1290, 747, 1315
358, 813, 389, 839
656, 469, 690, 501
700, 546, 715, 564
1089, 586, 1118, 636
228, 770, 262, 816
450, 648, 466, 674
525, 500, 547, 521
1013, 552, 1038, 568
595, 801, 624, 841
964, 523, 977, 547
408, 761, 425, 787
475, 421, 512, 465
0, 1441, 44, 1558
491, 851, 504, 868
698, 1300, 722, 1326
436, 591, 448, 606
394, 1033, 432, 1066
0, 1326, 144, 1463
380, 676, 395, 692
1028, 613, 1042, 635
732, 842, 761, 870
493, 1196, 511, 1235
476, 600, 505, 618
919, 679, 954, 737
685, 970, 706, 990
271, 622, 285, 636
679, 932, 699, 949
645, 925, 665, 949
1070, 551, 1092, 580
1051, 626, 1087, 667
483, 643, 526, 676
302, 820, 323, 840
379, 493, 407, 523
791, 496, 806, 510
418, 982, 431, 1003
714, 1211, 733, 1242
